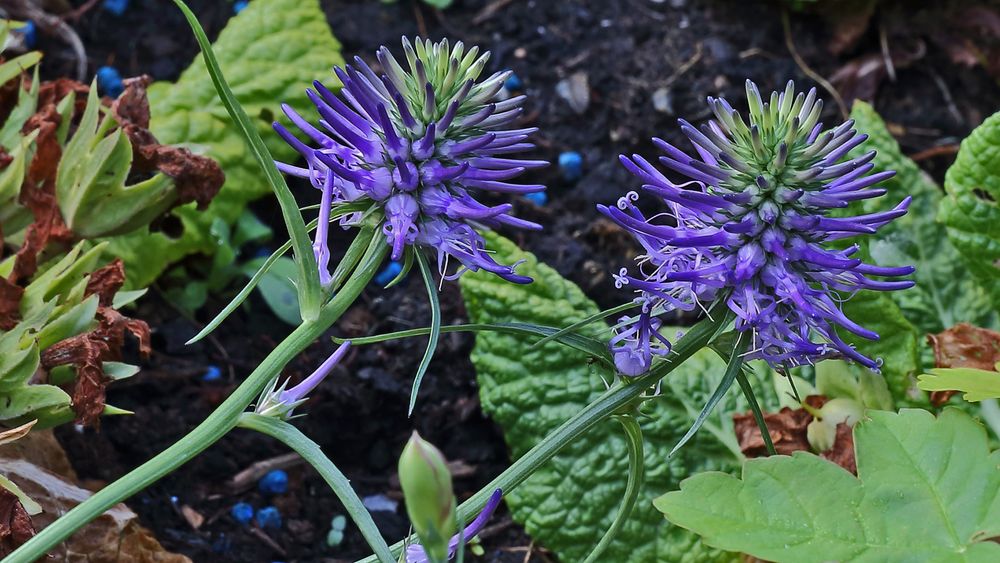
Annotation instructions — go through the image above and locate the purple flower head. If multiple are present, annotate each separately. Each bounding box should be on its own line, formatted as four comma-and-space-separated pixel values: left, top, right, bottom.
275, 37, 546, 285
601, 80, 915, 374
255, 342, 351, 419
406, 488, 503, 563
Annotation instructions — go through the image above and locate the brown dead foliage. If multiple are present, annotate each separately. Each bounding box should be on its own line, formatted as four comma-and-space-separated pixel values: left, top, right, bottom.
927, 323, 1000, 405
0, 488, 35, 557
40, 307, 150, 427
734, 395, 857, 475
84, 259, 126, 307
112, 76, 223, 209
0, 278, 24, 331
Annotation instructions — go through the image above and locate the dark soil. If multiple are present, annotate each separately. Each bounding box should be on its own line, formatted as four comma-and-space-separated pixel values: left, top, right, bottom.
44, 0, 1000, 561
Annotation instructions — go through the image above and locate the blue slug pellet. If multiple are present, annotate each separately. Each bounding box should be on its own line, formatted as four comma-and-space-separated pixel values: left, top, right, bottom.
258, 469, 288, 495
255, 506, 282, 529
96, 66, 125, 98
558, 151, 583, 182
374, 261, 403, 287
230, 502, 254, 525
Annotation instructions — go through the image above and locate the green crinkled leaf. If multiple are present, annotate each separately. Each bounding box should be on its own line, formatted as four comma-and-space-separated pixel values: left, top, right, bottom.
849, 101, 997, 333
918, 367, 1000, 402
940, 110, 1000, 316
460, 232, 778, 563
655, 408, 1000, 563
107, 0, 343, 287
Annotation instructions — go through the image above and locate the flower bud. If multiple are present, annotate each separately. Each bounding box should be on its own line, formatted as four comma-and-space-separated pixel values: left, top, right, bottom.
398, 432, 456, 563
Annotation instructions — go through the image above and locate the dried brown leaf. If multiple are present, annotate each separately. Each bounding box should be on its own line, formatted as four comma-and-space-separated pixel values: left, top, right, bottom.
0, 487, 35, 557
927, 323, 1000, 405
0, 277, 24, 331
84, 259, 126, 307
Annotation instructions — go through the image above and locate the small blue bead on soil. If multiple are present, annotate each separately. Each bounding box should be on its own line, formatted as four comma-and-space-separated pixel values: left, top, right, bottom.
201, 365, 222, 382
96, 66, 124, 98
230, 502, 254, 525
524, 191, 548, 206
504, 72, 523, 91
234, 1, 249, 13
103, 0, 129, 16
255, 506, 282, 529
558, 151, 583, 182
258, 469, 288, 495
19, 21, 37, 49
374, 261, 403, 287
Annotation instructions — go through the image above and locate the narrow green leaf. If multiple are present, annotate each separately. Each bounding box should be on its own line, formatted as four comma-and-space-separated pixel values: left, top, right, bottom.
170, 0, 321, 319
409, 253, 442, 416
669, 337, 744, 458
531, 301, 636, 349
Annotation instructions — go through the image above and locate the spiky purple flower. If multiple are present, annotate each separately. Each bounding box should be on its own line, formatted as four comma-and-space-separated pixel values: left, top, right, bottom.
405, 488, 503, 563
256, 342, 351, 419
274, 38, 546, 284
601, 80, 915, 375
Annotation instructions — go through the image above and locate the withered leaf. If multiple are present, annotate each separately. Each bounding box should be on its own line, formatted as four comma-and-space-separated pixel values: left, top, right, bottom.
84, 259, 126, 307
0, 277, 24, 331
734, 396, 858, 474
112, 76, 224, 210
927, 323, 1000, 405
0, 487, 35, 558
40, 307, 150, 427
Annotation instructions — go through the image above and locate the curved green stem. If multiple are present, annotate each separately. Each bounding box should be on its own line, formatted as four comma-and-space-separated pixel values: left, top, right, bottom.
9, 244, 387, 563
408, 252, 441, 416
356, 306, 728, 562
583, 414, 644, 563
237, 413, 394, 563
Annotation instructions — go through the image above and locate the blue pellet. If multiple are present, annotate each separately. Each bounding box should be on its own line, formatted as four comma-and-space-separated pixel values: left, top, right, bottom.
504, 72, 523, 92
103, 0, 129, 16
230, 502, 254, 525
255, 506, 282, 529
558, 151, 583, 182
258, 469, 288, 495
234, 1, 249, 13
19, 21, 37, 49
96, 66, 124, 98
525, 191, 547, 206
201, 365, 222, 382
374, 261, 403, 287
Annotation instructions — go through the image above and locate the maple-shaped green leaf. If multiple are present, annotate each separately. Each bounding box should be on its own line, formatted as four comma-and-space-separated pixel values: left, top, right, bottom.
848, 101, 997, 333
939, 110, 1000, 316
918, 367, 1000, 402
106, 0, 343, 287
655, 408, 1000, 563
460, 232, 777, 563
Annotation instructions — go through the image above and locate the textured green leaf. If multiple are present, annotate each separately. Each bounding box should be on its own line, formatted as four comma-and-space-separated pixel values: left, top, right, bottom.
107, 0, 343, 287
918, 367, 1000, 402
655, 408, 1000, 563
940, 110, 1000, 316
849, 101, 997, 333
460, 233, 778, 563
245, 256, 300, 326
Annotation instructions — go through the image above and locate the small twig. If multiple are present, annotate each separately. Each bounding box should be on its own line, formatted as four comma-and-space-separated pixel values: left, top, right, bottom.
62, 0, 101, 22
929, 70, 964, 126
879, 22, 896, 82
0, 0, 87, 80
908, 144, 960, 162
249, 527, 287, 556
781, 10, 848, 119
228, 452, 304, 493
472, 0, 517, 25
664, 42, 703, 88
412, 0, 427, 38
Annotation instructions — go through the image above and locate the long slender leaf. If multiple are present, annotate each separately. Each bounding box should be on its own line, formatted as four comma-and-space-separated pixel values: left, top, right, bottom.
409, 253, 442, 416
667, 335, 744, 458
531, 302, 636, 349
734, 364, 775, 455
335, 322, 614, 367
171, 0, 322, 320
583, 415, 644, 563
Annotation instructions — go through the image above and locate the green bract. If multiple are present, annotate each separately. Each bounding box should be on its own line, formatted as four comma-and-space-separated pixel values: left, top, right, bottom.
655, 409, 1000, 563
460, 233, 778, 563
109, 0, 344, 287
939, 110, 1000, 317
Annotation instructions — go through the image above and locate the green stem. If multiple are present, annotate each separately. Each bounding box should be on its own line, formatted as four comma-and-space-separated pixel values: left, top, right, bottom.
356, 307, 727, 562
9, 245, 387, 563
583, 415, 644, 563
237, 414, 394, 563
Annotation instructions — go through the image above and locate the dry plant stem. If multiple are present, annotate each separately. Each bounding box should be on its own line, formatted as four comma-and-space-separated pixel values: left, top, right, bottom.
781, 10, 848, 119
